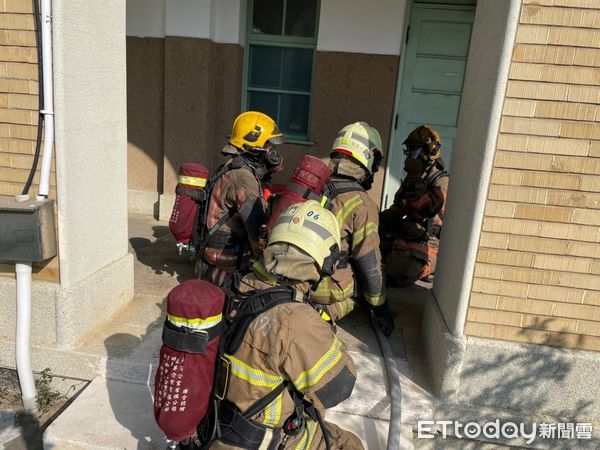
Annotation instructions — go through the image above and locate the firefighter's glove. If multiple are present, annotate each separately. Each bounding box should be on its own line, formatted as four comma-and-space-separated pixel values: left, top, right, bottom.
404, 158, 425, 182
371, 302, 395, 337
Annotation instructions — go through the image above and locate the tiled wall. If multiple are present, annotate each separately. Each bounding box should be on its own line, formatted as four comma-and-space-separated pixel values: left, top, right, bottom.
0, 1, 58, 281
465, 0, 600, 351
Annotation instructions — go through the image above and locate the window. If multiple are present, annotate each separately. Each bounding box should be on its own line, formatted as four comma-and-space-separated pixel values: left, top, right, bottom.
244, 0, 320, 143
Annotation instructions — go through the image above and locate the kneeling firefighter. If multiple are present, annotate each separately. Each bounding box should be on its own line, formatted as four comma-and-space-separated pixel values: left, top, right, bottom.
311, 122, 394, 336
212, 201, 364, 450
195, 111, 285, 286
379, 125, 449, 286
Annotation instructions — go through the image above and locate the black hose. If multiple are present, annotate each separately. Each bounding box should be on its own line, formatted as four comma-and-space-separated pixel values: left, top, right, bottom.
21, 0, 45, 196
369, 314, 403, 450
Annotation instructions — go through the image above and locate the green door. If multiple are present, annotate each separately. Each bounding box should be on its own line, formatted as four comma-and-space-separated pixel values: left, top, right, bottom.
383, 4, 475, 207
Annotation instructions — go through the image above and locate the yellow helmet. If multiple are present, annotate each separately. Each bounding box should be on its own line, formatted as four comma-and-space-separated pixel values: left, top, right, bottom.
228, 111, 285, 154
403, 125, 442, 160
331, 122, 384, 174
268, 200, 341, 275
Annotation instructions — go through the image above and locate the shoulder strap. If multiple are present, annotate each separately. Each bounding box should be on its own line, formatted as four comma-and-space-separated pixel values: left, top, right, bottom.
224, 287, 296, 355
425, 169, 448, 188
322, 179, 365, 210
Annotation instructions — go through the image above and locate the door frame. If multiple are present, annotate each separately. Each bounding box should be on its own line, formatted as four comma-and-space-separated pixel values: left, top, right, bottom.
381, 1, 477, 209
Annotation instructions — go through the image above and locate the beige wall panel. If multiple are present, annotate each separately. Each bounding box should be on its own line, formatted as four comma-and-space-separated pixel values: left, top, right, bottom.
521, 314, 578, 333
566, 241, 600, 258
471, 278, 529, 298
576, 320, 600, 336
535, 101, 597, 121
479, 232, 510, 249
469, 293, 499, 310
561, 121, 600, 140
513, 43, 575, 65
1, 93, 37, 110
514, 203, 573, 222
126, 37, 164, 193
1, 0, 34, 14
500, 116, 562, 137
508, 235, 568, 255
567, 85, 600, 104
506, 80, 568, 101
532, 253, 593, 273
502, 98, 536, 117
510, 62, 600, 85
488, 184, 548, 204
0, 61, 37, 80
0, 78, 37, 94
0, 13, 34, 30
0, 29, 35, 46
483, 200, 516, 218
468, 308, 523, 327
0, 46, 37, 63
0, 138, 34, 154
527, 284, 586, 304
523, 0, 600, 7
0, 108, 34, 125
515, 24, 549, 45
574, 47, 600, 66
547, 26, 600, 48
521, 5, 600, 28
497, 295, 554, 315
585, 290, 600, 306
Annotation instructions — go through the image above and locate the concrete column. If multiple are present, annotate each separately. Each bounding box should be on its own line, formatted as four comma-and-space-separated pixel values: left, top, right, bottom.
51, 0, 134, 345
422, 0, 521, 398
430, 0, 521, 336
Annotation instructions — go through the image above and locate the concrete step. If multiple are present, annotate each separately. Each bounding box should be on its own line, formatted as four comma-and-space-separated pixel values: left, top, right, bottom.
43, 378, 392, 450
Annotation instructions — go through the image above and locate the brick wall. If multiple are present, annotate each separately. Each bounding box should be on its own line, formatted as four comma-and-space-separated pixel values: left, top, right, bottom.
0, 0, 58, 281
465, 0, 600, 352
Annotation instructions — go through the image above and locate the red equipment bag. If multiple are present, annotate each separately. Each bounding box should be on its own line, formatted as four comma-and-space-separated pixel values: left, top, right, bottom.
266, 155, 331, 230
154, 280, 225, 442
169, 163, 210, 244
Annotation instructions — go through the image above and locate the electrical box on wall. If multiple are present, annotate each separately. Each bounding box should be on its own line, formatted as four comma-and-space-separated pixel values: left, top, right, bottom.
0, 196, 57, 262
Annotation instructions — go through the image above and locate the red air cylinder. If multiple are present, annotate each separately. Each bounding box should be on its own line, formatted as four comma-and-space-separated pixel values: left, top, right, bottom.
169, 163, 209, 244
267, 155, 331, 230
154, 280, 225, 442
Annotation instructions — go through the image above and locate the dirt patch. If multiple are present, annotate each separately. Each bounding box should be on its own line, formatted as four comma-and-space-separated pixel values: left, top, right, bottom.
0, 367, 88, 449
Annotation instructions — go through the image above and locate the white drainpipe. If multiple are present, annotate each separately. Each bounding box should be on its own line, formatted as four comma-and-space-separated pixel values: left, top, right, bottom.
15, 261, 36, 412
37, 0, 54, 199
15, 0, 54, 413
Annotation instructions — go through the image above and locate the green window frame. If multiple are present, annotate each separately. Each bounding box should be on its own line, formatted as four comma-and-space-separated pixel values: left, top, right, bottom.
242, 0, 320, 144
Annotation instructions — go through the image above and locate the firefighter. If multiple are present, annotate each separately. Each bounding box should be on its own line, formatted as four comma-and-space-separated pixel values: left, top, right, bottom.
379, 125, 449, 286
310, 122, 394, 336
212, 201, 364, 450
197, 111, 285, 286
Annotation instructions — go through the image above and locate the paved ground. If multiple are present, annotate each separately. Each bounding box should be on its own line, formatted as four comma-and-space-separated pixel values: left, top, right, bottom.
40, 214, 434, 449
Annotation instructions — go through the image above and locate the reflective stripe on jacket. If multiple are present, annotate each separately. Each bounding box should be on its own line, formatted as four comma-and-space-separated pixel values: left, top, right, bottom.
312, 188, 384, 309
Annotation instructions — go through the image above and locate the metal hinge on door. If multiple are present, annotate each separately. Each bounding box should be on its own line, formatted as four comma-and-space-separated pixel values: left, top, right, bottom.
405, 25, 410, 44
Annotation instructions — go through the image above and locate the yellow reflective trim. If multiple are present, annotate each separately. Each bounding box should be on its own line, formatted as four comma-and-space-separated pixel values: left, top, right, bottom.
320, 195, 328, 207
352, 222, 378, 247
294, 336, 343, 390
294, 420, 318, 450
252, 261, 278, 286
335, 194, 362, 227
364, 294, 385, 307
167, 313, 222, 330
312, 277, 354, 299
226, 355, 283, 388
262, 391, 284, 427
178, 175, 207, 187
